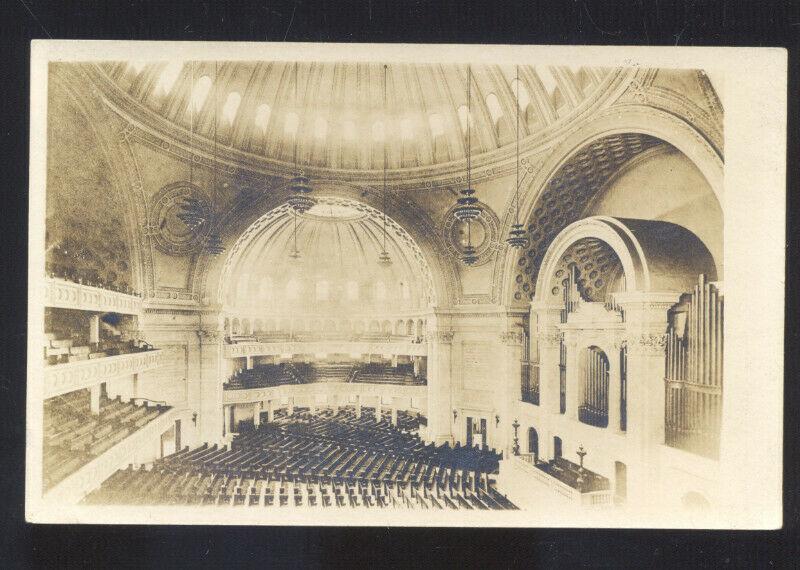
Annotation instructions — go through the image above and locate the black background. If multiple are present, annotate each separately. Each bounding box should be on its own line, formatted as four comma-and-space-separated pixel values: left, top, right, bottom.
1, 1, 798, 567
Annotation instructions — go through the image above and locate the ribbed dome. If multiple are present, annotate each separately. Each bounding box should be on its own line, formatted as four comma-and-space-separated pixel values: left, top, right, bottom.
99, 61, 613, 171
224, 197, 433, 315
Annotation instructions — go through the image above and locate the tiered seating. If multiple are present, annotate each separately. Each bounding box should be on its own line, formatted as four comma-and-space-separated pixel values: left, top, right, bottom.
309, 363, 353, 383
43, 388, 171, 491
85, 407, 516, 510
224, 363, 302, 390
535, 456, 610, 493
351, 363, 425, 386
44, 334, 153, 366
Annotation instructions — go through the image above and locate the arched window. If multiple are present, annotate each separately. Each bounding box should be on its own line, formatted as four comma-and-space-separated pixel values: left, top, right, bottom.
314, 117, 328, 140
428, 113, 444, 137
342, 120, 356, 140
254, 103, 271, 132
510, 78, 531, 112
284, 112, 299, 136
191, 75, 213, 111
372, 120, 385, 141
259, 277, 273, 301
374, 281, 386, 301
485, 93, 503, 126
286, 278, 300, 300
316, 280, 330, 301
156, 62, 182, 95
400, 281, 411, 300
400, 117, 414, 140
346, 280, 359, 301
222, 91, 241, 124
457, 105, 471, 133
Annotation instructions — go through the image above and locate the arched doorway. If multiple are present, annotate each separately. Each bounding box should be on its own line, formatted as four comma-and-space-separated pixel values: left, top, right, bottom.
527, 427, 539, 461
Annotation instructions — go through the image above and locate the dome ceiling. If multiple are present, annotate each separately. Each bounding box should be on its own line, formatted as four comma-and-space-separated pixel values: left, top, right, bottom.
99, 61, 613, 172
224, 197, 434, 311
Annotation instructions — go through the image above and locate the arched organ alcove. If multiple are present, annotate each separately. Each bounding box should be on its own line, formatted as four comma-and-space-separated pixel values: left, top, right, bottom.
520, 215, 723, 506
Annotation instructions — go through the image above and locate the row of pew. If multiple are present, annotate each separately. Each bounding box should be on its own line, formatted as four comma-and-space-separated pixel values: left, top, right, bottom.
43, 388, 170, 491
85, 407, 514, 509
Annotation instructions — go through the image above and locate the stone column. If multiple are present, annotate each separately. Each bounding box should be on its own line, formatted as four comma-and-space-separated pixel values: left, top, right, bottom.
355, 395, 362, 419
531, 303, 563, 415
90, 383, 101, 415
413, 356, 420, 377
223, 404, 234, 436
253, 401, 262, 427
563, 330, 581, 420
391, 406, 398, 426
131, 373, 139, 402
309, 398, 317, 415
616, 292, 679, 509
426, 329, 454, 445
267, 399, 275, 423
287, 397, 294, 416
246, 355, 253, 370
196, 327, 225, 445
499, 330, 526, 457
608, 340, 623, 433
391, 354, 398, 368
375, 395, 382, 422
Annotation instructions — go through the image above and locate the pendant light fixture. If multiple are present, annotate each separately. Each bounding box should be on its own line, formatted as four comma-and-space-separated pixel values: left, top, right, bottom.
506, 65, 529, 249
177, 61, 209, 232
205, 61, 225, 256
377, 64, 392, 267
286, 61, 316, 213
454, 65, 480, 266
288, 203, 302, 262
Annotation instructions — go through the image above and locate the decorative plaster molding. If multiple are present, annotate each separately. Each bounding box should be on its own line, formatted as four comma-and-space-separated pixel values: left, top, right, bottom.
44, 350, 166, 399
626, 333, 668, 356
538, 331, 563, 348
442, 201, 502, 267
431, 331, 455, 344
44, 277, 143, 316
499, 331, 526, 346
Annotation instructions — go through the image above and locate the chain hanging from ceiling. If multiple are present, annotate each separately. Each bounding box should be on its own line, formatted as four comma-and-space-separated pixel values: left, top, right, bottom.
204, 61, 226, 255
286, 61, 316, 214
506, 64, 529, 250
378, 64, 393, 267
453, 65, 481, 266
176, 61, 208, 232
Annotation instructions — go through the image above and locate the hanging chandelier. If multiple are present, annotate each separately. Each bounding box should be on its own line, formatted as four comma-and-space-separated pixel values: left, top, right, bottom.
287, 62, 316, 214
205, 61, 225, 256
506, 65, 529, 249
288, 205, 303, 262
177, 61, 208, 232
377, 64, 393, 267
455, 66, 481, 266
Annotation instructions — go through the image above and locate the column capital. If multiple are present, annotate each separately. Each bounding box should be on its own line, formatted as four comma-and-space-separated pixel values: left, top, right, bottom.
196, 328, 224, 344
499, 331, 526, 346
624, 332, 668, 356
431, 330, 455, 344
539, 330, 563, 349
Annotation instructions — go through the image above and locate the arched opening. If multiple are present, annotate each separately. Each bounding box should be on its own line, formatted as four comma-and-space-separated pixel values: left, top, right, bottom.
527, 427, 539, 461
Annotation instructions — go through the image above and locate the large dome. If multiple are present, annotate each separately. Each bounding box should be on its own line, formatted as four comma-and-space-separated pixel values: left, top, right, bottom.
98, 61, 614, 172
223, 197, 434, 316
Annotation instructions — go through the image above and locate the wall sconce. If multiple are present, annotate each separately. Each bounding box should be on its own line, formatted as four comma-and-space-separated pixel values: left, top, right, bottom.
192, 412, 198, 425
495, 414, 500, 427
452, 409, 458, 421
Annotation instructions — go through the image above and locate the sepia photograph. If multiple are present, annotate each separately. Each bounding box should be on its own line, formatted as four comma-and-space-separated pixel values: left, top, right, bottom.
25, 41, 786, 528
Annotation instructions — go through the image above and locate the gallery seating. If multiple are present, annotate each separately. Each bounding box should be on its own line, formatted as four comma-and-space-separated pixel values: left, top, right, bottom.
43, 388, 171, 491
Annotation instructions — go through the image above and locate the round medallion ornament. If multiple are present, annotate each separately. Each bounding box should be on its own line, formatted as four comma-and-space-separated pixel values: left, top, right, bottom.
149, 182, 211, 256
442, 201, 501, 267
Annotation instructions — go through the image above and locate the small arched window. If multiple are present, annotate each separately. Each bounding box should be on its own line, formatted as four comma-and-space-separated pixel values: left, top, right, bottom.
316, 280, 330, 301
222, 92, 241, 124
400, 117, 414, 140
347, 280, 359, 301
457, 105, 471, 133
374, 281, 386, 301
485, 93, 503, 125
156, 62, 182, 95
191, 75, 213, 111
286, 278, 301, 300
372, 120, 385, 141
314, 117, 328, 140
284, 112, 299, 136
428, 113, 444, 137
254, 104, 271, 132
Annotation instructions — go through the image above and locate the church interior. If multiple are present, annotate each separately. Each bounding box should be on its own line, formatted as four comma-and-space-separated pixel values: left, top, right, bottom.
35, 57, 728, 518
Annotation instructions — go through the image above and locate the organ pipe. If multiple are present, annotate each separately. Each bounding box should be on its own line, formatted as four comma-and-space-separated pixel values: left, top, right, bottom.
665, 274, 723, 458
